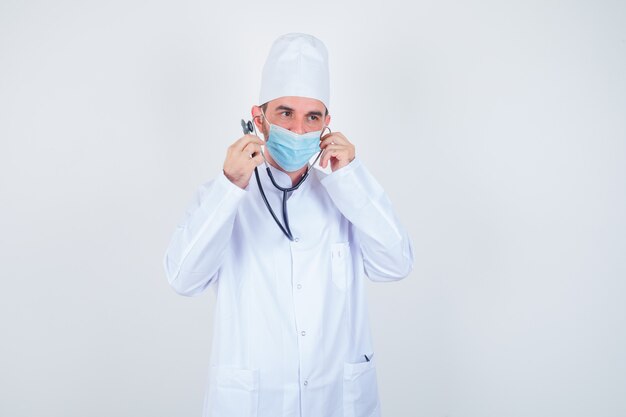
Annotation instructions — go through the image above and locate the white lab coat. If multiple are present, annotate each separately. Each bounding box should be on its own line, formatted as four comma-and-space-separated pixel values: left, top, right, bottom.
163, 158, 414, 417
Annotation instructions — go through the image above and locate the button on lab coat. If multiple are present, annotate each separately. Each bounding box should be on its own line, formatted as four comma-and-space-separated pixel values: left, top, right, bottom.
163, 158, 414, 417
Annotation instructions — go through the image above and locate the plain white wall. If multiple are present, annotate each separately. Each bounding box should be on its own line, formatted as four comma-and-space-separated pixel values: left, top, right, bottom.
1, 0, 625, 416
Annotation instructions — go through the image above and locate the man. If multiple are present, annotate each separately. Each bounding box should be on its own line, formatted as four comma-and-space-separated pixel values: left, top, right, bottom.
163, 33, 414, 417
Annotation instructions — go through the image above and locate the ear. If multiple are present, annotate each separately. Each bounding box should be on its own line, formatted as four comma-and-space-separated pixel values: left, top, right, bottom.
324, 113, 331, 126
251, 105, 266, 132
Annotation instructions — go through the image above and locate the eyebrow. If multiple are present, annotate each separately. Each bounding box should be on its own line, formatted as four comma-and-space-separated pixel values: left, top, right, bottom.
274, 105, 323, 117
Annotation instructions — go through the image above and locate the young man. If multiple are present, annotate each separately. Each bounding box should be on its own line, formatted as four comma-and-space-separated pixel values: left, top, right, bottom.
163, 33, 414, 417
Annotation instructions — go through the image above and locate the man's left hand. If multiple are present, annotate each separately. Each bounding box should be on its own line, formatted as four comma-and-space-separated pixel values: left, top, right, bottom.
319, 132, 355, 172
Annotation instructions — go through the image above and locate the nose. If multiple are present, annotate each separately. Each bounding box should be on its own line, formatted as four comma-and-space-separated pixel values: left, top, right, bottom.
290, 118, 307, 135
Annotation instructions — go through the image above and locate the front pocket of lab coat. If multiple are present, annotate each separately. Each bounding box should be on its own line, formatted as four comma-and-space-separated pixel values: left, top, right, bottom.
343, 356, 380, 417
207, 366, 259, 417
331, 242, 351, 291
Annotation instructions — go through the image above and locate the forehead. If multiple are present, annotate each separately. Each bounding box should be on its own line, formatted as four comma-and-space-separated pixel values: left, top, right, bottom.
266, 96, 326, 113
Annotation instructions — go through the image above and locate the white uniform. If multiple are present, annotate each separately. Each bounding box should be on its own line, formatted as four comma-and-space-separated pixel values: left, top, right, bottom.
163, 158, 414, 417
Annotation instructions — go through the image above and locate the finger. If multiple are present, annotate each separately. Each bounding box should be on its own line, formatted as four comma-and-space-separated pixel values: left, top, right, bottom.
231, 134, 264, 152
320, 149, 338, 168
322, 144, 344, 153
320, 146, 351, 163
331, 149, 351, 163
246, 154, 263, 170
320, 136, 338, 149
318, 147, 327, 168
320, 134, 349, 149
242, 142, 262, 157
320, 132, 333, 142
323, 132, 348, 146
248, 153, 264, 167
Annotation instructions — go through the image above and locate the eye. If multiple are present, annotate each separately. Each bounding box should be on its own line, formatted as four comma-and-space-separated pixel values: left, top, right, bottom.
280, 111, 292, 118
308, 115, 319, 121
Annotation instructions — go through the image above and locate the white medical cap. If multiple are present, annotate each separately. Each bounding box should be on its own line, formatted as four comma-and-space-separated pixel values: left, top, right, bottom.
259, 33, 330, 110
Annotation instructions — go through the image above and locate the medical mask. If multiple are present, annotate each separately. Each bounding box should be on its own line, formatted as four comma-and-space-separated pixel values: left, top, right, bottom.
263, 122, 323, 172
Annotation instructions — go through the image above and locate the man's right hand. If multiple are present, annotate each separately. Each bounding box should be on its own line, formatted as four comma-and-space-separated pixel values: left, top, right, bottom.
223, 134, 265, 189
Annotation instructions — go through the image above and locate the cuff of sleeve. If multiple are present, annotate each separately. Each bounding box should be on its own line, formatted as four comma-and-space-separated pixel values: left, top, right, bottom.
217, 171, 248, 196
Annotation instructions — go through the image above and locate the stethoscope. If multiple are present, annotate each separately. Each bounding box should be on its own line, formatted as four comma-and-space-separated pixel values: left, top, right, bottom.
240, 117, 331, 241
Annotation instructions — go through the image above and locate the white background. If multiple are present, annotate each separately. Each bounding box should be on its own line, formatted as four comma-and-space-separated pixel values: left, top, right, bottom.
1, 1, 625, 416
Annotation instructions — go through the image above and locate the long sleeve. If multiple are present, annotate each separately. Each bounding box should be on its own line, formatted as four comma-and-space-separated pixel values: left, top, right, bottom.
163, 172, 246, 296
320, 158, 414, 282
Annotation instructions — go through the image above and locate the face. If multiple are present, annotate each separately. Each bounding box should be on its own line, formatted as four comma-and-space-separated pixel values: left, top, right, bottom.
252, 96, 331, 137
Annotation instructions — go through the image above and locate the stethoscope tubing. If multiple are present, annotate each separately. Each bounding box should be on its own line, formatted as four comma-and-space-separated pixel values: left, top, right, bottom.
242, 118, 330, 241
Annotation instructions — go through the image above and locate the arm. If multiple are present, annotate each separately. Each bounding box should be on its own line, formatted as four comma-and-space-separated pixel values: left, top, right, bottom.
164, 134, 264, 296
320, 158, 414, 281
163, 173, 246, 296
